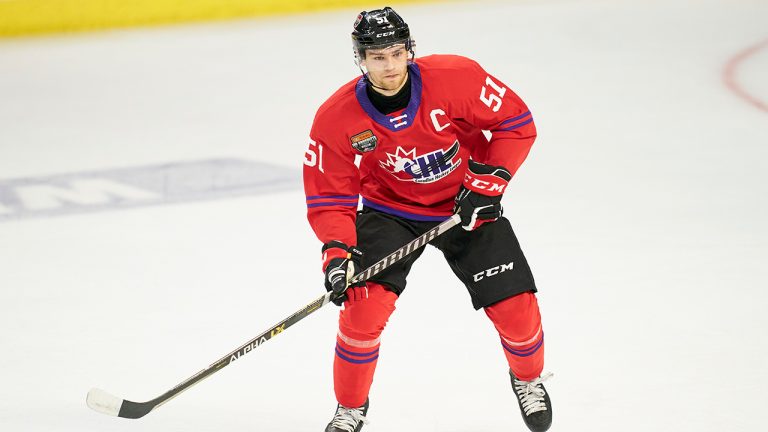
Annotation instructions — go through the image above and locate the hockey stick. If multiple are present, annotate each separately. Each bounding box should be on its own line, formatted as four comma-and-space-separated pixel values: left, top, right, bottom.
86, 213, 461, 419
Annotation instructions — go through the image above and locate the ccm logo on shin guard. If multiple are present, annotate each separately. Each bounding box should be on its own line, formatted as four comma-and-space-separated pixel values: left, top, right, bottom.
473, 262, 514, 282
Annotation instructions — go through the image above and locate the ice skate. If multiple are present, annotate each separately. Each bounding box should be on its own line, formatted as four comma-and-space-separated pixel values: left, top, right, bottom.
324, 398, 369, 432
510, 371, 553, 432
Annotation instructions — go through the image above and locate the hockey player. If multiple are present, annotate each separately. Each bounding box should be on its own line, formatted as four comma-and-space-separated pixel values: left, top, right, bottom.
303, 7, 553, 432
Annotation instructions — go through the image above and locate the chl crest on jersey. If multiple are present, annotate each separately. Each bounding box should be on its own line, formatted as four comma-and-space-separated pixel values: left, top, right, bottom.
350, 130, 378, 153
380, 140, 462, 183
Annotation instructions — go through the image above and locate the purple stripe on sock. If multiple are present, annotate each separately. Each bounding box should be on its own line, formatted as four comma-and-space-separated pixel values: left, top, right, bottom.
501, 336, 544, 357
335, 349, 380, 364
336, 344, 379, 358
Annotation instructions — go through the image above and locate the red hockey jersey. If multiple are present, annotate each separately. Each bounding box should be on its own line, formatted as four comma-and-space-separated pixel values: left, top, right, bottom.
303, 54, 537, 246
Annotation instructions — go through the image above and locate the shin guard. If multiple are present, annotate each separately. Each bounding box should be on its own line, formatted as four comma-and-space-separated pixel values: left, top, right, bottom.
484, 291, 544, 381
334, 283, 397, 408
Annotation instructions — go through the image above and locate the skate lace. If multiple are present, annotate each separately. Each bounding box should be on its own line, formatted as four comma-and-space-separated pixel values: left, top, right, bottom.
514, 372, 553, 416
330, 405, 369, 432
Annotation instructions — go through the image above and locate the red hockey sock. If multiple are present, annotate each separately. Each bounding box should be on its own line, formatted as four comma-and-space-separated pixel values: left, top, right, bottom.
484, 291, 544, 381
334, 283, 398, 408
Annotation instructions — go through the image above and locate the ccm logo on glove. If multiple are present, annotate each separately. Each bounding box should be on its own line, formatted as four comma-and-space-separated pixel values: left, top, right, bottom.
463, 172, 508, 195
453, 160, 512, 231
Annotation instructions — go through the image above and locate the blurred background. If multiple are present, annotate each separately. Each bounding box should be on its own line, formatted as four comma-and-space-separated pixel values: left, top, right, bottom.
1, 0, 766, 431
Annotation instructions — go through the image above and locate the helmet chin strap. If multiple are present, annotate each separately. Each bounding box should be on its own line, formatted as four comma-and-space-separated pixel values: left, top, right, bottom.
369, 81, 390, 91
358, 65, 391, 91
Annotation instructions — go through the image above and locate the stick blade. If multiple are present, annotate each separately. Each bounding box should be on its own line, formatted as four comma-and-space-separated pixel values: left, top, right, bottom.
86, 388, 123, 416
87, 388, 155, 419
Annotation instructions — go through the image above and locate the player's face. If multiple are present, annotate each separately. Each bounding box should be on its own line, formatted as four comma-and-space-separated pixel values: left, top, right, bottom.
362, 44, 409, 94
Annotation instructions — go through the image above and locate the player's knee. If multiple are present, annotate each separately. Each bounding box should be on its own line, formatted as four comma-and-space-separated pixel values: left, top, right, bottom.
339, 282, 397, 340
485, 291, 541, 340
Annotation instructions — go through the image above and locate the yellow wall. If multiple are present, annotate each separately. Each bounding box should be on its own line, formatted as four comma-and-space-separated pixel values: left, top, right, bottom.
0, 0, 441, 38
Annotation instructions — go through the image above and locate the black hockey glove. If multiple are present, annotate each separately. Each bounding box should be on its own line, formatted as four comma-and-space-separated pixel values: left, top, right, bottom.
322, 241, 366, 306
453, 160, 512, 231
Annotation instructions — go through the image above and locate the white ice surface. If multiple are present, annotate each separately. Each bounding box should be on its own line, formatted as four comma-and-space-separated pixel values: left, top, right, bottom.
1, 0, 767, 431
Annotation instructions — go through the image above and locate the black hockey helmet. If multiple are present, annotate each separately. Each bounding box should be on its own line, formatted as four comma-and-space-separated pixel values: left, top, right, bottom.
351, 7, 414, 63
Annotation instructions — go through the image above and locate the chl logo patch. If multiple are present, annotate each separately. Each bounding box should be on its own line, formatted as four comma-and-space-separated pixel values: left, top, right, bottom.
351, 130, 378, 153
380, 140, 462, 184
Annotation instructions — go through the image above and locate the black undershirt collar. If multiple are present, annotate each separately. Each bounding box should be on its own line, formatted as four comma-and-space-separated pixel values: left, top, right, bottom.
365, 73, 411, 115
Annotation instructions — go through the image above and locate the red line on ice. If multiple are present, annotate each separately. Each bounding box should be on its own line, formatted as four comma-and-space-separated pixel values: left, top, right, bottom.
723, 38, 768, 113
